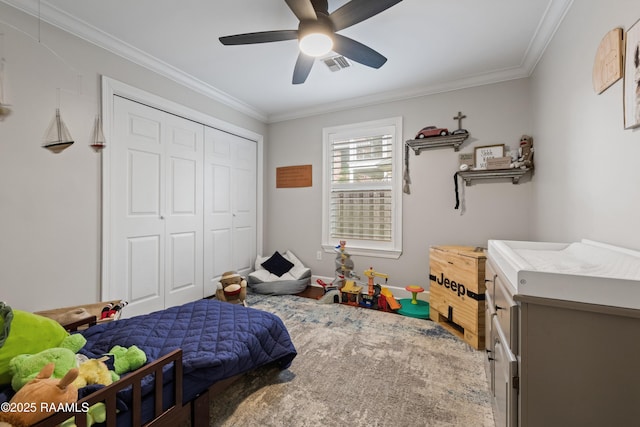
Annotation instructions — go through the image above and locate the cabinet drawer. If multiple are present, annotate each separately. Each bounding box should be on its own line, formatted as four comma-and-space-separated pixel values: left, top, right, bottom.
493, 316, 518, 427
494, 274, 519, 354
484, 291, 496, 394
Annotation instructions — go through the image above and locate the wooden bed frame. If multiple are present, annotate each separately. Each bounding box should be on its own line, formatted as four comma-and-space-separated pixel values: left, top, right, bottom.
30, 315, 243, 427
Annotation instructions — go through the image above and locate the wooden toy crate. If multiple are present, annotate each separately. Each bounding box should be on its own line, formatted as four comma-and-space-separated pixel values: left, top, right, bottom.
35, 299, 125, 328
429, 245, 486, 349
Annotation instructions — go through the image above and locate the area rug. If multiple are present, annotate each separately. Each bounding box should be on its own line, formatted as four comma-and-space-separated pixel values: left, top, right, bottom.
209, 294, 495, 427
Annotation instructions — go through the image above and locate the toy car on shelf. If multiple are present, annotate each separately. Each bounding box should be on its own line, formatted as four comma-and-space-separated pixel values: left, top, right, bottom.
451, 128, 468, 135
415, 126, 449, 139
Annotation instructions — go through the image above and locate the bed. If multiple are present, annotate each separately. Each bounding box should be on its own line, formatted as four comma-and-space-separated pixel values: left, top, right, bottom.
11, 298, 297, 427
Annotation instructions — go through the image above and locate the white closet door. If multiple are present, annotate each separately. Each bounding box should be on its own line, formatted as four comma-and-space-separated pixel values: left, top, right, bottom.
163, 114, 204, 309
203, 127, 257, 296
231, 136, 257, 274
111, 97, 204, 317
112, 97, 166, 317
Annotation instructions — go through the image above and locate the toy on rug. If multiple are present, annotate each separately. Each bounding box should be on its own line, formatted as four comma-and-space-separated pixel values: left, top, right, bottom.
216, 271, 247, 306
0, 363, 79, 427
9, 334, 86, 392
108, 345, 146, 375
334, 241, 359, 289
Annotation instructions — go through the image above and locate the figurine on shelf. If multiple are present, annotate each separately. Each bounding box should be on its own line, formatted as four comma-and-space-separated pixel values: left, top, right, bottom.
415, 126, 449, 139
511, 135, 534, 170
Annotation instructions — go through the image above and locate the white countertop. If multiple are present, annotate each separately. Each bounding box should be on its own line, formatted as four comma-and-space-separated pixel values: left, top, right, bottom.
487, 239, 640, 310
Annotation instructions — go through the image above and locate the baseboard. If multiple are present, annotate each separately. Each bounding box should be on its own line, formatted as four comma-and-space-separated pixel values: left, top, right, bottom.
311, 274, 430, 302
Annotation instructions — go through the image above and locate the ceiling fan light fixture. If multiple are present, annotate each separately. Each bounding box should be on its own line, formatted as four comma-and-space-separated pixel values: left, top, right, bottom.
299, 32, 333, 57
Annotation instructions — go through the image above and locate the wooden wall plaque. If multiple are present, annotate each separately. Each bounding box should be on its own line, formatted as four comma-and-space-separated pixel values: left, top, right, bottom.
276, 165, 312, 188
593, 28, 623, 94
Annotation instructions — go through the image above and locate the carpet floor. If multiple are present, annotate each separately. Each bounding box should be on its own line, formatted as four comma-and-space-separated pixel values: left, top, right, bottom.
209, 293, 495, 427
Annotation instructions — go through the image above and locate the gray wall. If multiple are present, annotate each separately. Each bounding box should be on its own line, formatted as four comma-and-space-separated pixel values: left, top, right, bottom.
530, 0, 640, 248
4, 0, 640, 312
267, 79, 534, 289
0, 4, 266, 311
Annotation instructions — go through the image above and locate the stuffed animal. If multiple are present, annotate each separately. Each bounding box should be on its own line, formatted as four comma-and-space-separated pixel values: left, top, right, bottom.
9, 335, 86, 392
215, 271, 247, 305
10, 348, 77, 392
0, 363, 79, 426
0, 303, 80, 384
60, 402, 106, 427
511, 135, 534, 169
108, 345, 146, 375
72, 358, 117, 389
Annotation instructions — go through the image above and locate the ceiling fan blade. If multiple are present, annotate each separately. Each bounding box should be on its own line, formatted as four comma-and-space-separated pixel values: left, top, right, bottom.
292, 52, 315, 84
330, 0, 403, 31
333, 34, 387, 68
285, 0, 317, 21
219, 30, 298, 45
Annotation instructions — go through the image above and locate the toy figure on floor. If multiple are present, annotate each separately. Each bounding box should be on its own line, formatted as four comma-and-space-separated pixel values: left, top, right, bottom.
216, 271, 247, 306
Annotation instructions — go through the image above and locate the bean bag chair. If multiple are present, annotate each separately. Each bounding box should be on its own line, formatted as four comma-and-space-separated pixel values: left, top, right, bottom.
248, 250, 311, 295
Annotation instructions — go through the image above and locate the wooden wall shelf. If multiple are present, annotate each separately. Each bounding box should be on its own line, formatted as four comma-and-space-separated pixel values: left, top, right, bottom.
406, 133, 470, 154
458, 168, 531, 186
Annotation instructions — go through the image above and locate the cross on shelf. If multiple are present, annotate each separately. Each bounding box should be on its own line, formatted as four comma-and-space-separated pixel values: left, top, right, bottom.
453, 111, 466, 130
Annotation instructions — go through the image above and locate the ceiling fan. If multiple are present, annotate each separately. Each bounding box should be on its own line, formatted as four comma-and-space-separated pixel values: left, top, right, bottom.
219, 0, 403, 84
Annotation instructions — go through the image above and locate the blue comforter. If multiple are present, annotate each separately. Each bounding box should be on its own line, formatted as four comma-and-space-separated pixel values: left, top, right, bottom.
79, 299, 297, 400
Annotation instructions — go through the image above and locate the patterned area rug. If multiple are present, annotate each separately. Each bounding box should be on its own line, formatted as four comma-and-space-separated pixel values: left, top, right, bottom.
209, 294, 495, 427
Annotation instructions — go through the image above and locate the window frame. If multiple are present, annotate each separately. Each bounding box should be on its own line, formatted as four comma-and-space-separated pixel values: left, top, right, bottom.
321, 117, 403, 259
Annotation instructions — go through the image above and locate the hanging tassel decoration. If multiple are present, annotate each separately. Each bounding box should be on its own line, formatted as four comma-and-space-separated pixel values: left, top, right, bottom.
403, 143, 411, 194
454, 172, 460, 209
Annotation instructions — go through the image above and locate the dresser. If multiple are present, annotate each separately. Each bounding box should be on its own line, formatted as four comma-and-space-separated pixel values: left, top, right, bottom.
485, 239, 640, 427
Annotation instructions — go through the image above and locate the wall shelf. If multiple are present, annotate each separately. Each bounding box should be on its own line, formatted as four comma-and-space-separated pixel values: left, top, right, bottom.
458, 168, 532, 186
406, 133, 469, 154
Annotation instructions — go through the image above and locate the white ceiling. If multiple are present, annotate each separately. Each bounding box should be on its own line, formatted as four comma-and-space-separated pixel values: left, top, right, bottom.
1, 0, 573, 123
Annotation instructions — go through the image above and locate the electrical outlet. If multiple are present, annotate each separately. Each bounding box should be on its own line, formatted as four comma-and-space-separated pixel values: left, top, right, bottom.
316, 250, 322, 260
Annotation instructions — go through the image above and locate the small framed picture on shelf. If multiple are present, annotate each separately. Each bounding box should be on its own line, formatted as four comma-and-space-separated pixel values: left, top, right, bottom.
624, 19, 640, 129
474, 144, 505, 170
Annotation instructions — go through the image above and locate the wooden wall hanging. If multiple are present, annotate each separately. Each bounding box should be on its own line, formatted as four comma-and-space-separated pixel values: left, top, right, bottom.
276, 165, 312, 188
593, 28, 623, 94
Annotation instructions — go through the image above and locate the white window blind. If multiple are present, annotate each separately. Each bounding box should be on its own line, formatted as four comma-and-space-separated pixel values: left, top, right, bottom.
330, 134, 393, 241
322, 117, 402, 258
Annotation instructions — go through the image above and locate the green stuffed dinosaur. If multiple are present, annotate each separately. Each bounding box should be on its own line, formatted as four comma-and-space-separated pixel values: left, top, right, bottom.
108, 345, 147, 375
9, 334, 87, 391
0, 302, 76, 384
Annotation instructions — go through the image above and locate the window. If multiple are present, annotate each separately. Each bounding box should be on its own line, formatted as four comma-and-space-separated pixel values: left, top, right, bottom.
322, 117, 403, 258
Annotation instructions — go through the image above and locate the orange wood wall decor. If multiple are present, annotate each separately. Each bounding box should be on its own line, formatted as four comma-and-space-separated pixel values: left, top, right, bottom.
276, 165, 312, 188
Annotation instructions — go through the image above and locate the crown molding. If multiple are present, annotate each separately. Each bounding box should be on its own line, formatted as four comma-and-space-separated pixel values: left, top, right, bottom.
267, 66, 531, 123
0, 0, 268, 122
1, 0, 572, 125
266, 0, 574, 123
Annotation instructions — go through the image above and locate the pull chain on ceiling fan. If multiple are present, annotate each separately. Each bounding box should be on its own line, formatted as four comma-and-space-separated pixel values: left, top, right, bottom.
219, 0, 403, 84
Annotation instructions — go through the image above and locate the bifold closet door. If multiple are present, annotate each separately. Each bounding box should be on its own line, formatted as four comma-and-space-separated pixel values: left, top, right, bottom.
111, 96, 204, 317
203, 127, 257, 296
